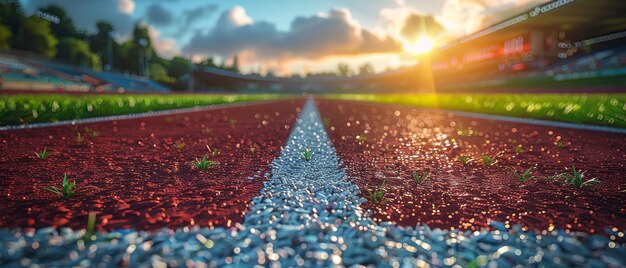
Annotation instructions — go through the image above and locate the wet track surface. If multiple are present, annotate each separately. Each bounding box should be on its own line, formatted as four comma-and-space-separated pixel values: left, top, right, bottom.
0, 99, 304, 231
317, 99, 626, 233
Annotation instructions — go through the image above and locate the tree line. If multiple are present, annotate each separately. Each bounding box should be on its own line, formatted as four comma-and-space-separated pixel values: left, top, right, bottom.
0, 1, 238, 90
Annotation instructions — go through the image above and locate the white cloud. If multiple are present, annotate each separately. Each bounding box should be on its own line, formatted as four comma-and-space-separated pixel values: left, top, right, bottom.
437, 0, 550, 35
183, 7, 402, 71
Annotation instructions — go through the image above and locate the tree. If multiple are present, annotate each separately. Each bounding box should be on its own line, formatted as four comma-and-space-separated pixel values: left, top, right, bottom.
0, 24, 11, 49
0, 1, 25, 46
197, 57, 217, 68
230, 55, 239, 72
56, 37, 100, 69
89, 21, 116, 70
167, 56, 191, 78
337, 62, 352, 77
15, 16, 58, 57
358, 63, 374, 75
148, 62, 173, 82
40, 5, 79, 39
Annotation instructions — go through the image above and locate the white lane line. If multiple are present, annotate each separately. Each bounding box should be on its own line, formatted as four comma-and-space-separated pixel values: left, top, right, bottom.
0, 99, 288, 131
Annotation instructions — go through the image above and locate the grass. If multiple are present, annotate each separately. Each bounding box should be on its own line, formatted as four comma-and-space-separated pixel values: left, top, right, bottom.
35, 147, 50, 159
411, 170, 430, 184
0, 94, 285, 126
75, 132, 84, 143
44, 174, 76, 198
514, 144, 526, 153
367, 179, 387, 203
82, 211, 96, 243
459, 155, 470, 164
554, 140, 567, 148
207, 145, 220, 156
302, 149, 312, 161
174, 140, 186, 150
508, 166, 535, 182
324, 94, 626, 128
192, 154, 218, 170
84, 127, 100, 138
481, 155, 496, 166
554, 166, 601, 188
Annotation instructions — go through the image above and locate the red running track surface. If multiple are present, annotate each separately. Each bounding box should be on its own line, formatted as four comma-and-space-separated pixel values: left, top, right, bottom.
318, 99, 626, 234
0, 99, 303, 231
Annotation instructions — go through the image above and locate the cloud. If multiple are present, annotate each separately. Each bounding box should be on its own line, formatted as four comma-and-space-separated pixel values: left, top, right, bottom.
438, 0, 549, 35
147, 26, 179, 59
182, 7, 401, 65
25, 0, 136, 36
182, 4, 218, 28
146, 4, 173, 26
401, 14, 445, 41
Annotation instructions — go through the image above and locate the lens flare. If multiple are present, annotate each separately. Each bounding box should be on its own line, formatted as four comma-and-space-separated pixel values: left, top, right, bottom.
404, 36, 434, 55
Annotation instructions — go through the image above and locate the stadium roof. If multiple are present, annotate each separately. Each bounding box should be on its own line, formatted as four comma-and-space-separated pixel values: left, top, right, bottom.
439, 0, 626, 50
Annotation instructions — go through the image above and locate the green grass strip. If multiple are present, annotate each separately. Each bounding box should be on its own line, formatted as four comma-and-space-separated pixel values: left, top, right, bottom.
0, 94, 285, 126
325, 94, 626, 129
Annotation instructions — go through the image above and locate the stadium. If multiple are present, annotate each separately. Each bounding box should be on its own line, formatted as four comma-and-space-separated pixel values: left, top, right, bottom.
1, 0, 625, 267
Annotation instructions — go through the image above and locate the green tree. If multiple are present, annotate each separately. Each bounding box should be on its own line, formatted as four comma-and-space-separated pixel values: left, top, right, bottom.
89, 21, 117, 70
15, 16, 58, 57
230, 55, 239, 72
0, 24, 11, 49
148, 62, 173, 82
358, 63, 374, 75
337, 62, 352, 77
57, 37, 100, 69
167, 56, 191, 78
40, 5, 79, 38
197, 56, 217, 68
0, 0, 25, 47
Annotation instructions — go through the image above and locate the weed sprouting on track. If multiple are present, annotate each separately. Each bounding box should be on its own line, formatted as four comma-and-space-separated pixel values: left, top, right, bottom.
35, 147, 49, 159
508, 166, 535, 182
411, 170, 430, 184
367, 179, 387, 203
192, 154, 218, 170
555, 166, 601, 188
43, 174, 76, 198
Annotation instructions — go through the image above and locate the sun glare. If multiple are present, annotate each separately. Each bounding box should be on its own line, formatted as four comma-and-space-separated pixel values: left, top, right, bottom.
404, 36, 434, 55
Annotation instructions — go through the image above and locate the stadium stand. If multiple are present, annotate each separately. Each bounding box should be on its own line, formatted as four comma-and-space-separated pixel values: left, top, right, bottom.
0, 51, 170, 93
430, 0, 626, 91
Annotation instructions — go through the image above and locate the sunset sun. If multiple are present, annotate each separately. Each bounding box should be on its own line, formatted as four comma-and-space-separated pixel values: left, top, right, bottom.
404, 36, 434, 55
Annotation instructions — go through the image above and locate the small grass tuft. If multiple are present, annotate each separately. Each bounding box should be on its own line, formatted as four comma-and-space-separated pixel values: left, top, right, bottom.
192, 154, 218, 170
555, 165, 600, 187
514, 144, 526, 153
82, 211, 96, 243
459, 155, 470, 165
411, 170, 430, 184
302, 149, 312, 161
508, 166, 535, 182
481, 155, 499, 166
35, 147, 50, 159
44, 174, 76, 198
207, 145, 220, 156
84, 127, 100, 138
367, 179, 387, 203
174, 140, 186, 150
554, 140, 567, 148
76, 133, 84, 143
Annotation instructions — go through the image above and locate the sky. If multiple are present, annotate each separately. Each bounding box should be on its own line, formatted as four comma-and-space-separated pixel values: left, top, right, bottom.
21, 0, 548, 75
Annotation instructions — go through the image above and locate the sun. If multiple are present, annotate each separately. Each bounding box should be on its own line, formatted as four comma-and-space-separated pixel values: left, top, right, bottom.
404, 36, 434, 55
